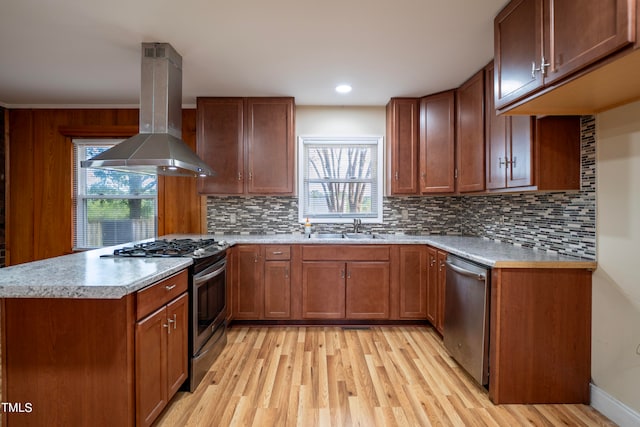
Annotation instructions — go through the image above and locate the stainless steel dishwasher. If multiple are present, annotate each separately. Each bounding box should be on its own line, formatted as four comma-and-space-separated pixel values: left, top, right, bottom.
443, 254, 490, 386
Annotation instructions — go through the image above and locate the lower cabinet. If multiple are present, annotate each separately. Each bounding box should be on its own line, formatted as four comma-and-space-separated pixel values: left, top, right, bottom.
232, 245, 291, 320
301, 260, 390, 319
301, 261, 346, 319
427, 246, 447, 334
397, 245, 428, 319
1, 269, 189, 427
264, 245, 292, 319
135, 293, 188, 427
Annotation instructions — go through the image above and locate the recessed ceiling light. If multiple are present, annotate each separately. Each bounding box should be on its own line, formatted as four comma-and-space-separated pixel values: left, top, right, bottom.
335, 84, 352, 94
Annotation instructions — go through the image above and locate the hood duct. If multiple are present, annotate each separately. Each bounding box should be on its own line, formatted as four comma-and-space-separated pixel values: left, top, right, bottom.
81, 43, 214, 177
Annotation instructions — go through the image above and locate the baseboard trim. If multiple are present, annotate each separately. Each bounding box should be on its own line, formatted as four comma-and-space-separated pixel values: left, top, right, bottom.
591, 383, 640, 427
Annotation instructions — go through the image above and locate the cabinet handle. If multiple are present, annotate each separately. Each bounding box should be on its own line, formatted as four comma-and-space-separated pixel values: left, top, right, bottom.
498, 157, 505, 169
163, 322, 169, 333
511, 156, 517, 168
395, 171, 399, 180
285, 268, 289, 279
430, 258, 436, 267
531, 57, 551, 78
237, 172, 242, 181
168, 314, 177, 330
249, 172, 253, 181
254, 255, 259, 263
439, 261, 445, 272
165, 284, 176, 291
347, 271, 351, 279
341, 270, 345, 279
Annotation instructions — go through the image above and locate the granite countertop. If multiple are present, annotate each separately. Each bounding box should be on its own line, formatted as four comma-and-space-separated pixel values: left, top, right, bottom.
0, 233, 596, 300
0, 245, 192, 299
172, 233, 597, 268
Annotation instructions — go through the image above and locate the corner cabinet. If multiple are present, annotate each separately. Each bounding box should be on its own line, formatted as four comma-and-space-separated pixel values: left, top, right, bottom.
456, 69, 486, 193
419, 91, 456, 194
386, 98, 420, 195
197, 97, 295, 195
494, 0, 636, 113
1, 269, 189, 427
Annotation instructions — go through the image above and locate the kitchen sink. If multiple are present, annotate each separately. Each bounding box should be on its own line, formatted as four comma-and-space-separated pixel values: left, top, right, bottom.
309, 233, 384, 239
309, 233, 345, 239
343, 233, 384, 239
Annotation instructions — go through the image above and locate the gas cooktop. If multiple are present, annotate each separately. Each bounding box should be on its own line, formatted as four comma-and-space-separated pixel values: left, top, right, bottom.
109, 238, 228, 258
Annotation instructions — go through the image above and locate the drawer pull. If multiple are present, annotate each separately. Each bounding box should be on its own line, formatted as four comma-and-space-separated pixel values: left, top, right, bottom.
165, 284, 177, 291
272, 251, 284, 255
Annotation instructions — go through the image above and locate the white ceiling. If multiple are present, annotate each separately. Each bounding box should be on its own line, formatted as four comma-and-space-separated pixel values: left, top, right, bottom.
0, 0, 507, 107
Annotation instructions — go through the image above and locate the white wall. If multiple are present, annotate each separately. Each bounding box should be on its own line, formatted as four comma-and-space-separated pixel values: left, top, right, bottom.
593, 101, 640, 414
295, 105, 385, 136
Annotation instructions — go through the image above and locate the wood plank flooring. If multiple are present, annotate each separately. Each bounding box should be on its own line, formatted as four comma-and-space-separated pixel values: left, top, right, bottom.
155, 326, 615, 427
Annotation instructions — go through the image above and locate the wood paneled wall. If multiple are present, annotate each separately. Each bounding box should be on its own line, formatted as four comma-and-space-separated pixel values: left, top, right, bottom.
7, 108, 204, 266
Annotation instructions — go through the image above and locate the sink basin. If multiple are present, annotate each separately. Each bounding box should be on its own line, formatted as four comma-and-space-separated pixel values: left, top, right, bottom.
343, 233, 385, 239
309, 233, 345, 239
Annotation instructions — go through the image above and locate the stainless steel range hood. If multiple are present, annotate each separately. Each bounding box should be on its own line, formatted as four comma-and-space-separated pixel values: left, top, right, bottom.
81, 43, 214, 177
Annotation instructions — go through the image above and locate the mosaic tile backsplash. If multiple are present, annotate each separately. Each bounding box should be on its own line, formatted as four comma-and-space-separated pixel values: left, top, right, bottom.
206, 116, 596, 259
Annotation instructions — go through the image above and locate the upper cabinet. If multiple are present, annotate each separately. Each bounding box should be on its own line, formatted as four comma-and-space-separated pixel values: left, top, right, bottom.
419, 91, 456, 194
495, 0, 639, 114
386, 98, 420, 195
456, 69, 486, 193
486, 61, 581, 192
197, 97, 295, 195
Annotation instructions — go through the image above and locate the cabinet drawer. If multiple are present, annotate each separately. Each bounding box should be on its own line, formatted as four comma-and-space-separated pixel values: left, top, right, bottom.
302, 245, 390, 261
264, 245, 291, 260
136, 270, 188, 320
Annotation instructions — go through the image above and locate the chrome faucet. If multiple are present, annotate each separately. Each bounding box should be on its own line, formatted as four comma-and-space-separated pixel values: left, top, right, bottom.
353, 218, 362, 233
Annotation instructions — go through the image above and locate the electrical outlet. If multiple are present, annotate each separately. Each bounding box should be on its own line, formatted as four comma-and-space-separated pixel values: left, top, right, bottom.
229, 213, 237, 224
401, 209, 409, 220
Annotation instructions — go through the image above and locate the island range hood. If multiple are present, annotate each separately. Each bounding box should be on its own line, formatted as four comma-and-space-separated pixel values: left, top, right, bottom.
82, 42, 214, 177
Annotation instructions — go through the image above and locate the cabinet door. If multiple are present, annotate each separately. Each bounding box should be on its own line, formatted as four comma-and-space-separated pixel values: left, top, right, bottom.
545, 0, 635, 85
264, 260, 291, 319
419, 91, 455, 194
485, 61, 508, 190
386, 98, 419, 195
136, 306, 168, 427
426, 247, 438, 326
302, 261, 345, 319
245, 98, 295, 194
456, 69, 486, 193
346, 262, 390, 319
166, 293, 189, 397
196, 98, 245, 194
494, 0, 544, 109
398, 246, 428, 319
234, 246, 264, 319
436, 250, 448, 335
507, 116, 534, 188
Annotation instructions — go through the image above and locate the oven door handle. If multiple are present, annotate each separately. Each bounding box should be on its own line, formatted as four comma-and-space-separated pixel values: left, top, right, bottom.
194, 261, 226, 285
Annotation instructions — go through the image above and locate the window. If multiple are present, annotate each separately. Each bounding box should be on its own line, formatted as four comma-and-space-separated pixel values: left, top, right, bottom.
298, 136, 383, 223
73, 139, 157, 249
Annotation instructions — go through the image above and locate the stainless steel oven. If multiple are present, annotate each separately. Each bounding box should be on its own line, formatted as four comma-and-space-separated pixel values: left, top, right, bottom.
189, 253, 228, 391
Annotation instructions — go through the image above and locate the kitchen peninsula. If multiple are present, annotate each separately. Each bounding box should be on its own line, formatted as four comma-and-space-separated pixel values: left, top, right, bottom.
0, 235, 595, 426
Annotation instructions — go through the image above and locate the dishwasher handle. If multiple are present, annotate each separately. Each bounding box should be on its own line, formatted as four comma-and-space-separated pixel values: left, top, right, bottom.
446, 261, 486, 281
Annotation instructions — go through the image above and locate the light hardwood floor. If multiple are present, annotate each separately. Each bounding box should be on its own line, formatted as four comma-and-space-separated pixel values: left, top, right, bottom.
155, 326, 615, 427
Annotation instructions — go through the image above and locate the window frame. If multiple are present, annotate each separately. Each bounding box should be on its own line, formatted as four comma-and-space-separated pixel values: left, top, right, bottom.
297, 135, 384, 224
72, 138, 158, 250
